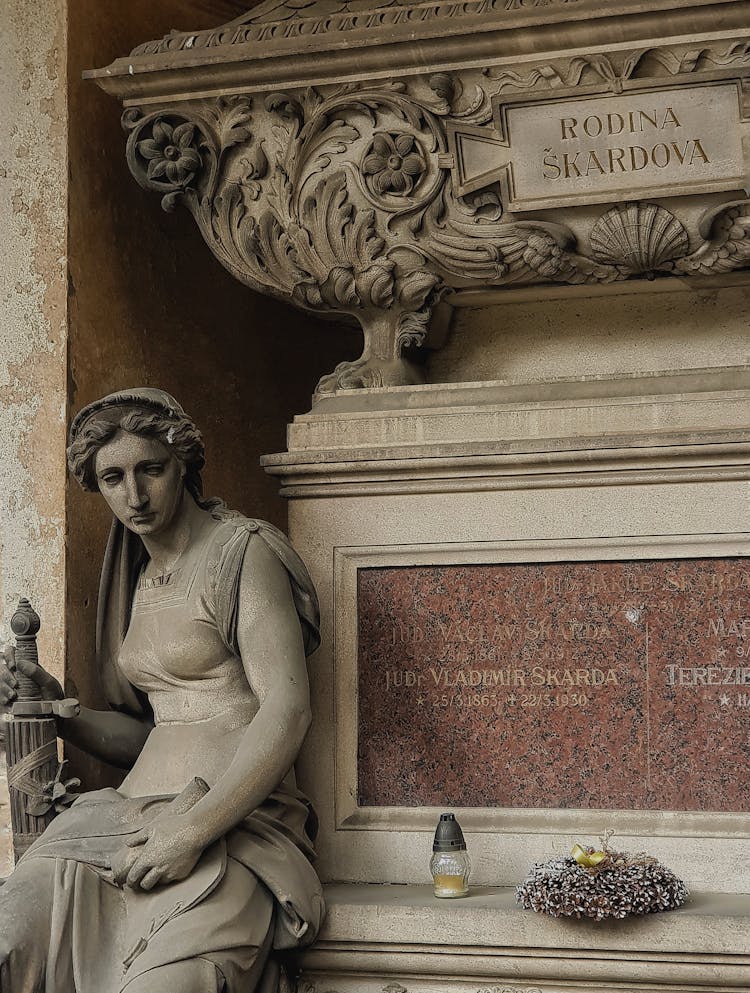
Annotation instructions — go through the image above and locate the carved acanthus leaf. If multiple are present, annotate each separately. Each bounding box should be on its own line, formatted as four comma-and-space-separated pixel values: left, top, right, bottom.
421, 216, 624, 286
428, 72, 493, 126
207, 95, 255, 150
669, 200, 750, 276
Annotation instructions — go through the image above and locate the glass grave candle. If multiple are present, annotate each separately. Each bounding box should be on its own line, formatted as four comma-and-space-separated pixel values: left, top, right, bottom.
430, 812, 470, 898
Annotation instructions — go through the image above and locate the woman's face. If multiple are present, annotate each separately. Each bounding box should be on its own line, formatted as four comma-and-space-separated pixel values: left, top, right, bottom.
94, 430, 185, 536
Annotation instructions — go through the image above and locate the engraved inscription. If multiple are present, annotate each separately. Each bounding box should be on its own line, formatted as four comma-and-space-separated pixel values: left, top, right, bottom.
493, 82, 745, 210
357, 559, 750, 811
542, 105, 709, 182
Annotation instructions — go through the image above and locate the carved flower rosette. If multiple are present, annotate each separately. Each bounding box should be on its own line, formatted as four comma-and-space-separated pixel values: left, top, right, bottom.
361, 132, 427, 199
136, 120, 203, 188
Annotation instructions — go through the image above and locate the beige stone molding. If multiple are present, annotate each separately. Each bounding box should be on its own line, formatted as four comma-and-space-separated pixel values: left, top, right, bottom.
87, 3, 750, 395
262, 369, 750, 494
266, 447, 750, 498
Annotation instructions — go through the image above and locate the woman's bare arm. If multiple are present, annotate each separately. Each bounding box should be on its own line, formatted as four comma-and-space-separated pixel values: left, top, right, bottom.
60, 707, 152, 768
187, 535, 312, 843
120, 535, 313, 889
0, 644, 152, 768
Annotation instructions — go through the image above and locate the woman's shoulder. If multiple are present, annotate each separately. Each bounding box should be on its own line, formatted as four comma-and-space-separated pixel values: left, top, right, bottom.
205, 511, 276, 554
201, 512, 288, 588
200, 513, 257, 575
198, 513, 292, 651
202, 503, 293, 550
207, 510, 260, 540
198, 501, 320, 657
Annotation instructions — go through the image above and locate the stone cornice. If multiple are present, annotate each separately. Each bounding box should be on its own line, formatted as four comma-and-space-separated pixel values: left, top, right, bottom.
85, 0, 748, 99
131, 0, 736, 59
263, 443, 750, 498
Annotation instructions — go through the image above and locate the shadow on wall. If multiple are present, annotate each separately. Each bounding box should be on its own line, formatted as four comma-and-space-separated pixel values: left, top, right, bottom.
64, 0, 360, 788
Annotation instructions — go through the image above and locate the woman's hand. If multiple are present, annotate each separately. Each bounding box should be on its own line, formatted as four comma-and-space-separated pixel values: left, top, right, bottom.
112, 814, 207, 891
0, 643, 63, 709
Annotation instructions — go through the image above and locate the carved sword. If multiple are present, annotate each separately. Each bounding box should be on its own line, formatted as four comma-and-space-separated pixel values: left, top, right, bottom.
5, 598, 79, 860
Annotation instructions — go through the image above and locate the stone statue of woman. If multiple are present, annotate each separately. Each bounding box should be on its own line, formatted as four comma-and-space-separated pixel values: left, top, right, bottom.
0, 387, 324, 993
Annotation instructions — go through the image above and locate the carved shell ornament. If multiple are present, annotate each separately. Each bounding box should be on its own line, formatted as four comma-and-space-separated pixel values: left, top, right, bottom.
589, 202, 690, 278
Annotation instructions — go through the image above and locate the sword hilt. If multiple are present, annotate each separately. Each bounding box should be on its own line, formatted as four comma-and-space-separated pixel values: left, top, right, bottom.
11, 598, 42, 702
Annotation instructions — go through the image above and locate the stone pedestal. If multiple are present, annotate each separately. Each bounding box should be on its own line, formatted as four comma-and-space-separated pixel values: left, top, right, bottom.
262, 364, 750, 988
263, 367, 750, 894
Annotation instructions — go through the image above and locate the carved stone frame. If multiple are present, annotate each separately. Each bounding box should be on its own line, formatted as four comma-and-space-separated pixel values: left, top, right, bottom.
333, 532, 750, 839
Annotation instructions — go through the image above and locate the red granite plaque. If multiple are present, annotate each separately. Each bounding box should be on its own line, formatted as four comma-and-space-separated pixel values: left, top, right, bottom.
357, 559, 750, 811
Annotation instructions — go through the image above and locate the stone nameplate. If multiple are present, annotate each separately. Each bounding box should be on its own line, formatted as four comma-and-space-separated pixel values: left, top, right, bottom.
357, 559, 750, 811
447, 81, 746, 209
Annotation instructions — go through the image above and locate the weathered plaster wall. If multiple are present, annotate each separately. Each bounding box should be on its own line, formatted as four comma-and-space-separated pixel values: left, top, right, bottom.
0, 3, 68, 677
0, 0, 69, 875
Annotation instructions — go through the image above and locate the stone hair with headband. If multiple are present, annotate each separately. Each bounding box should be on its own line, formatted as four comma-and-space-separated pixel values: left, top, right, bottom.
67, 388, 206, 500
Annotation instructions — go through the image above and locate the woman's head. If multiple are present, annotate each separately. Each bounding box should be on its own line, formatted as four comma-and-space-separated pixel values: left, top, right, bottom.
68, 391, 206, 533
92, 427, 189, 536
69, 406, 204, 495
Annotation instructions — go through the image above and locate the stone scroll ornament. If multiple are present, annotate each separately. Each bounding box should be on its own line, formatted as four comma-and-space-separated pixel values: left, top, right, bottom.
5, 599, 80, 860
121, 44, 750, 395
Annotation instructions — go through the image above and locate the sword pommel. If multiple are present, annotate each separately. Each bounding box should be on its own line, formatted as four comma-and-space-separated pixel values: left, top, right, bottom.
11, 598, 42, 702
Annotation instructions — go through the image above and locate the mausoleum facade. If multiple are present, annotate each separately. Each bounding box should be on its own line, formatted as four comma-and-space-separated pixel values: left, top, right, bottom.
1, 0, 749, 989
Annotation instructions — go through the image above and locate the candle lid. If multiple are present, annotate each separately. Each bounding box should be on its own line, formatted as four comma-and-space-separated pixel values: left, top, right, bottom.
433, 812, 467, 852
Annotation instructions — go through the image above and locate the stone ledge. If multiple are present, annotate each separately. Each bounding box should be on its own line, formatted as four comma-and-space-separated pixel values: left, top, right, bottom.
262, 371, 750, 497
313, 884, 750, 954
298, 884, 750, 991
86, 0, 750, 99
282, 392, 750, 457
306, 368, 750, 418
272, 369, 750, 457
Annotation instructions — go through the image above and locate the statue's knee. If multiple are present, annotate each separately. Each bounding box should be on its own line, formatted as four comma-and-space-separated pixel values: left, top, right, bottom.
0, 932, 15, 979
0, 861, 55, 978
